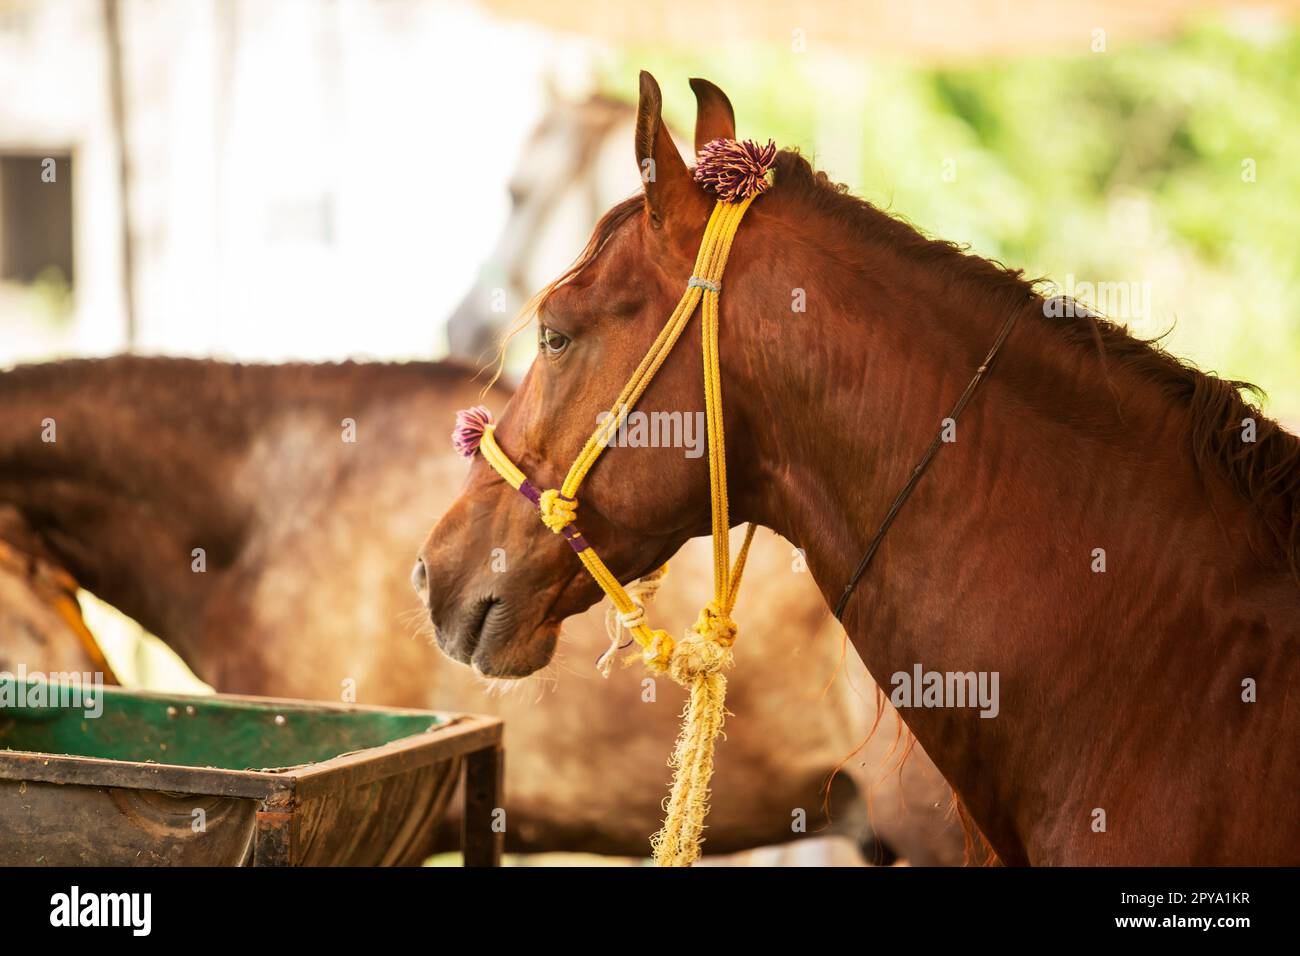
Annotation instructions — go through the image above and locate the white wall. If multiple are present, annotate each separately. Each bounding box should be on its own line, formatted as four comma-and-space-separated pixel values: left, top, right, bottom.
0, 0, 600, 364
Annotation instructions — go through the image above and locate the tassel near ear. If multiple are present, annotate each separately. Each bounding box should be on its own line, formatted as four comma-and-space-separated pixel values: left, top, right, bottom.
694, 138, 777, 203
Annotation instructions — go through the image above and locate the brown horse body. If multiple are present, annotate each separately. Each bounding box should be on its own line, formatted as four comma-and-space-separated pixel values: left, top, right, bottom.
419, 74, 1300, 865
0, 356, 962, 862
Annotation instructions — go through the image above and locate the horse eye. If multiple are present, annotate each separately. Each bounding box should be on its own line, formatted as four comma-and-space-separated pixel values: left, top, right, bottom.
539, 325, 569, 355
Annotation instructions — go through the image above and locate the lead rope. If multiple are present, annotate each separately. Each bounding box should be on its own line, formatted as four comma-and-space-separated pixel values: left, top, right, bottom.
453, 150, 772, 865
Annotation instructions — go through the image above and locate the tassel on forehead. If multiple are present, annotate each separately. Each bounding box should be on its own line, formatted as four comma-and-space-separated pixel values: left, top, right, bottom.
694, 138, 777, 203
452, 405, 493, 458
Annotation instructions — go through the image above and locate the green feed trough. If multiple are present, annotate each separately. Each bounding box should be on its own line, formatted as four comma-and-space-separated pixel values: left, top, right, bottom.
0, 677, 503, 866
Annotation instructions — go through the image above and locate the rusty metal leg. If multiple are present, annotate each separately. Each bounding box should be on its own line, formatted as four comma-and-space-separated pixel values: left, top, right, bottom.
252, 791, 295, 866
461, 746, 503, 867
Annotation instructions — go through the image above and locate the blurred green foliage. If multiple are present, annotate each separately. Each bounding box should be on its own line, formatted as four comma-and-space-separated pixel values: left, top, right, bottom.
27, 265, 75, 326
603, 19, 1300, 418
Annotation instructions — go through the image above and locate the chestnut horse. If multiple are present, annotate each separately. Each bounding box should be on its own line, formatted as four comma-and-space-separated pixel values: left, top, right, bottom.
418, 74, 1300, 865
0, 356, 962, 863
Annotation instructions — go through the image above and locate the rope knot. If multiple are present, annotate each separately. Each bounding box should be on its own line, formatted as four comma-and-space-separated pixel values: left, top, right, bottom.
690, 602, 738, 647
597, 564, 671, 677
640, 629, 675, 673
617, 605, 645, 629
668, 635, 731, 684
538, 489, 577, 533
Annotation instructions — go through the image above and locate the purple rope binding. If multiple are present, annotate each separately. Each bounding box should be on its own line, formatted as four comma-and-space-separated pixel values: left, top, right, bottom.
454, 408, 590, 553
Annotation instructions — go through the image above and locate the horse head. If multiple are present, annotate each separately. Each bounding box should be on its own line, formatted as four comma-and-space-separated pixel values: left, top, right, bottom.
416, 73, 760, 677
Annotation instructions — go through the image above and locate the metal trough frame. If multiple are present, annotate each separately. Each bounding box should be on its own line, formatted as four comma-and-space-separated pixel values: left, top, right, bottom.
0, 688, 504, 867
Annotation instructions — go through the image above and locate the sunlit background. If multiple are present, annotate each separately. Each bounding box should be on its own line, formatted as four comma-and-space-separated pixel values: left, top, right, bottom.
2, 0, 1297, 867
3, 0, 1298, 408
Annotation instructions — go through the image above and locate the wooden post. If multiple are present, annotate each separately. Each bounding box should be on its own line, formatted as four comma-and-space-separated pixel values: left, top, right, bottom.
461, 746, 503, 867
102, 0, 137, 349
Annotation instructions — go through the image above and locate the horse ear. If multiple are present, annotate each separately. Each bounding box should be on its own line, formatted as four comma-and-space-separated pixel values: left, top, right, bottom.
635, 71, 693, 229
689, 78, 735, 154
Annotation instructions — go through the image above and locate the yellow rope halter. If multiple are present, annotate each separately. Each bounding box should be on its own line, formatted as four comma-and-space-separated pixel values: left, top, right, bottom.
465, 194, 759, 866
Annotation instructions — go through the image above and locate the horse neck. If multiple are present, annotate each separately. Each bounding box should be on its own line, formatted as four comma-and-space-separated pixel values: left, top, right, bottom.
0, 357, 260, 649
725, 209, 1283, 863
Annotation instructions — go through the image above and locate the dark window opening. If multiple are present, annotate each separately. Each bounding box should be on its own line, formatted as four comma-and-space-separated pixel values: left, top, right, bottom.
0, 152, 75, 287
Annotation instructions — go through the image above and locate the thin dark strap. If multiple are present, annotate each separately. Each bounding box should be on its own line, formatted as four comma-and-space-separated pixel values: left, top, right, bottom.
833, 309, 1022, 621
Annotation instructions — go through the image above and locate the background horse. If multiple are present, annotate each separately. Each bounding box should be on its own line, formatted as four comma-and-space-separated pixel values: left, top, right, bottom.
0, 355, 963, 863
419, 73, 1300, 865
444, 93, 647, 364
0, 507, 114, 677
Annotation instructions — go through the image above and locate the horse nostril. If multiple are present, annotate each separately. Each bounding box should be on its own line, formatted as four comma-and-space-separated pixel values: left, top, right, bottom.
411, 557, 429, 597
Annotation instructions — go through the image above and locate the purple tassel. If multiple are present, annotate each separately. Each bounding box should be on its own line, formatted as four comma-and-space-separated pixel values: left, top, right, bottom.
694, 138, 777, 202
452, 405, 493, 458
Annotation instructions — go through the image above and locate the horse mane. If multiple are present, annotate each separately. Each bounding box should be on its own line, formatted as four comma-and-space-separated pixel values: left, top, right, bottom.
770, 148, 1300, 576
